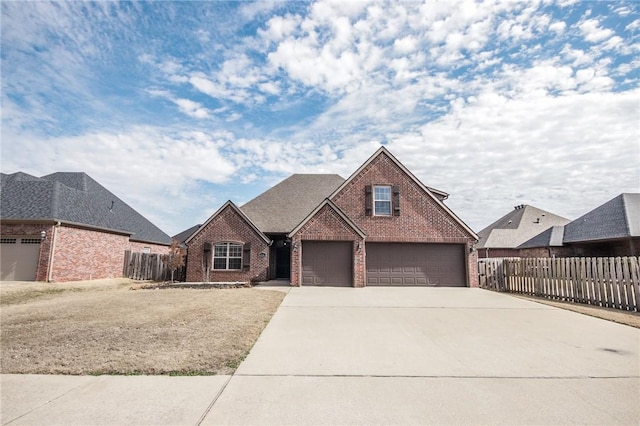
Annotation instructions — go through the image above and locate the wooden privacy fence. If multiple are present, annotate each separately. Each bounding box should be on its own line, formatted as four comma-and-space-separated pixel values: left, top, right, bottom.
123, 250, 172, 282
479, 257, 640, 312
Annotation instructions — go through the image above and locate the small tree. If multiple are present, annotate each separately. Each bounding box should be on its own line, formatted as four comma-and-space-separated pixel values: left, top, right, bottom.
167, 239, 185, 283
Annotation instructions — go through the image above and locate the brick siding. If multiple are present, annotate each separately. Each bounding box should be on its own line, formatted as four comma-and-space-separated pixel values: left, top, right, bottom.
290, 204, 365, 287
1, 222, 169, 282
330, 152, 478, 287
185, 205, 269, 283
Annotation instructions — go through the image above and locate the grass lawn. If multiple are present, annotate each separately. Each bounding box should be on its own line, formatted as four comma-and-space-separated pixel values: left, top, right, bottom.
0, 279, 285, 375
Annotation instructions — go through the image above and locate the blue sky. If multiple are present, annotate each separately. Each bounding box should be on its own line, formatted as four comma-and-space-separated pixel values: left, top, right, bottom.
2, 0, 639, 236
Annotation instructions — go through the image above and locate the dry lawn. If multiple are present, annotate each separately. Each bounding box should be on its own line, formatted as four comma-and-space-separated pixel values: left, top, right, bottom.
0, 279, 285, 375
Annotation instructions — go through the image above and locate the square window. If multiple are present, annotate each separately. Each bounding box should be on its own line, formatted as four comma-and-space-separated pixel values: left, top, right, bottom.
212, 242, 244, 270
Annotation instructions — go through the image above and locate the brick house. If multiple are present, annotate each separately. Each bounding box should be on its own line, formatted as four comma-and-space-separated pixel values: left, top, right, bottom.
184, 147, 479, 287
0, 172, 171, 282
476, 204, 571, 258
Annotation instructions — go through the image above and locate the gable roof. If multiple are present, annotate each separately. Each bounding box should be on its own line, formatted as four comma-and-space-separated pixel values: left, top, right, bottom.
329, 146, 449, 201
563, 193, 640, 243
185, 200, 270, 245
518, 225, 565, 249
173, 224, 201, 244
288, 198, 366, 238
241, 174, 345, 234
0, 171, 171, 245
329, 146, 478, 240
477, 204, 570, 249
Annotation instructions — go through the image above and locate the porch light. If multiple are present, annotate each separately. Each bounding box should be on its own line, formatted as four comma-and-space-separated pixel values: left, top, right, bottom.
293, 243, 298, 252
40, 230, 46, 240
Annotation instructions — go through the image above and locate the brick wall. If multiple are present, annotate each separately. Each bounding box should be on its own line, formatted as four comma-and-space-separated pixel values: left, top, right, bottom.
52, 226, 130, 281
129, 241, 170, 255
331, 152, 478, 287
186, 205, 269, 282
1, 222, 170, 282
290, 204, 365, 287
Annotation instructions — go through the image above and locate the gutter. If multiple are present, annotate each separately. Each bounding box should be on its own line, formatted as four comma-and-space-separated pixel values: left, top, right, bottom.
47, 221, 61, 282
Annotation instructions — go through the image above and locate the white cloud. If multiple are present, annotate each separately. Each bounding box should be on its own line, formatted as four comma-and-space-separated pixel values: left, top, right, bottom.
174, 98, 210, 119
579, 19, 614, 43
549, 21, 566, 34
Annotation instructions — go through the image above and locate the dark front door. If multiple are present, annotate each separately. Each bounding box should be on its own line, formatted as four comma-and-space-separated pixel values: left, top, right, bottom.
302, 241, 352, 286
275, 243, 291, 279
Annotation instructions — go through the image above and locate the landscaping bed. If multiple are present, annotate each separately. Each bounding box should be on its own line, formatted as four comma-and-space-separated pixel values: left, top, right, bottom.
0, 279, 284, 375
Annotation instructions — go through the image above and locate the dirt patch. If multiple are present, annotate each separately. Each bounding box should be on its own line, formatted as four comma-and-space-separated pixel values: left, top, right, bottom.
513, 294, 640, 328
0, 281, 285, 375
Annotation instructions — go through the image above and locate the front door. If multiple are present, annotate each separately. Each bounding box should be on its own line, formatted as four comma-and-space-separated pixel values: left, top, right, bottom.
275, 241, 291, 279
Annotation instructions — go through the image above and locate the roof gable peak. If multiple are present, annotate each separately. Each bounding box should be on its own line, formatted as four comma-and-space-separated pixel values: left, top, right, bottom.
185, 200, 270, 245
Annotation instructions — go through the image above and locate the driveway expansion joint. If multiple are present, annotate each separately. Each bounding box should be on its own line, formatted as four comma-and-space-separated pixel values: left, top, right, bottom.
195, 374, 232, 426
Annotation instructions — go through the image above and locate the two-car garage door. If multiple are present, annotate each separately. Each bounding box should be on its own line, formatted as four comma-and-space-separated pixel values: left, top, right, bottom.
301, 241, 466, 287
366, 243, 466, 287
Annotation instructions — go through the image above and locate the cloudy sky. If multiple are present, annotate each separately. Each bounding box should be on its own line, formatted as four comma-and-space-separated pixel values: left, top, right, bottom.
1, 0, 638, 236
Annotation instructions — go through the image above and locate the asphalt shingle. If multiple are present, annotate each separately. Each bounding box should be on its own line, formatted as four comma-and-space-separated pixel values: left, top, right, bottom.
0, 172, 171, 245
563, 193, 639, 243
240, 174, 345, 234
477, 205, 570, 249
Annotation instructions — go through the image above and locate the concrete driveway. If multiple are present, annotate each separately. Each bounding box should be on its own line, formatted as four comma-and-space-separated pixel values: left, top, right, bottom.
207, 287, 639, 425
2, 287, 639, 425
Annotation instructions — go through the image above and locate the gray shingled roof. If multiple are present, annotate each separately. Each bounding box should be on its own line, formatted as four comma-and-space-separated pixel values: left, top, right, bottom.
1, 172, 171, 245
173, 224, 201, 244
518, 225, 565, 249
477, 204, 570, 249
563, 193, 639, 243
240, 174, 345, 234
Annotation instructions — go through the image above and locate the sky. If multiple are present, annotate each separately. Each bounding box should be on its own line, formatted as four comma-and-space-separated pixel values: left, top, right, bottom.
1, 0, 639, 237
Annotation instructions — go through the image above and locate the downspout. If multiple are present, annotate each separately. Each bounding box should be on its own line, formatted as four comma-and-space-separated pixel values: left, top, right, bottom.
47, 222, 61, 282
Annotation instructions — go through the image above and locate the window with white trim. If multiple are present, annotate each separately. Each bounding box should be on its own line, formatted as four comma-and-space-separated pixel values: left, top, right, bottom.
373, 185, 392, 216
213, 242, 243, 270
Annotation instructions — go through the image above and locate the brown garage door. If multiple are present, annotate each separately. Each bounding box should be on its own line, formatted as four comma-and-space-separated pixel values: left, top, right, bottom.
0, 236, 42, 281
366, 243, 466, 287
302, 241, 352, 286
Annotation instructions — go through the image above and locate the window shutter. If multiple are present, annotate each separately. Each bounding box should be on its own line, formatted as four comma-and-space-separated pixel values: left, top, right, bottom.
392, 185, 400, 216
242, 242, 251, 271
203, 242, 211, 269
365, 185, 372, 216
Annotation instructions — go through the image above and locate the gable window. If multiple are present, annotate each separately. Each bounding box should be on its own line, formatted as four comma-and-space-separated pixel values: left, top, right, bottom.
213, 242, 243, 270
374, 186, 392, 216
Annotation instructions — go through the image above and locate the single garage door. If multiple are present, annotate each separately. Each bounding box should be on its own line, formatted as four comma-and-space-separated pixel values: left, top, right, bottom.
366, 243, 466, 287
0, 236, 42, 281
302, 241, 352, 286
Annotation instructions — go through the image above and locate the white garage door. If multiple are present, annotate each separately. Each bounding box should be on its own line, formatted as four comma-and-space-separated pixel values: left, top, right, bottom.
0, 236, 42, 281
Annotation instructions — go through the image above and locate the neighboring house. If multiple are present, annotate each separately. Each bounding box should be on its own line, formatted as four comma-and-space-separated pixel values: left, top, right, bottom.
519, 193, 639, 257
184, 147, 479, 287
0, 172, 171, 282
517, 226, 570, 258
173, 224, 201, 248
476, 205, 571, 258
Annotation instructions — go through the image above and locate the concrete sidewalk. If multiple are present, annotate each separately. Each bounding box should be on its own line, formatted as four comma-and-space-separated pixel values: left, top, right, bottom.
2, 288, 639, 425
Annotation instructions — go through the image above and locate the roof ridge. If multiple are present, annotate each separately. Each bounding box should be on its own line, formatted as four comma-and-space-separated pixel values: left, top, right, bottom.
51, 181, 61, 219
620, 194, 631, 236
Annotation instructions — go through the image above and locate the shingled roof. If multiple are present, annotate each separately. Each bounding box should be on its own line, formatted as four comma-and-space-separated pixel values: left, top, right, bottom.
240, 174, 345, 234
1, 171, 171, 245
563, 193, 639, 243
518, 225, 566, 249
477, 204, 570, 249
